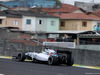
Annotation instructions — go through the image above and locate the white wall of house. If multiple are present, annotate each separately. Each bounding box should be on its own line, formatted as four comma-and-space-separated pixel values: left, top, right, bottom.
22, 16, 36, 31
35, 17, 47, 32
22, 16, 59, 32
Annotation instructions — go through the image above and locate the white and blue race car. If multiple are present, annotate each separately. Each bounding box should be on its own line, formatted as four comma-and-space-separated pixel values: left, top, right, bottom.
13, 48, 74, 66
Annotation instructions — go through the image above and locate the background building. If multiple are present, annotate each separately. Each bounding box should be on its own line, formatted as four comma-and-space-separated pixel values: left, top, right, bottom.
75, 1, 100, 12
0, 0, 56, 8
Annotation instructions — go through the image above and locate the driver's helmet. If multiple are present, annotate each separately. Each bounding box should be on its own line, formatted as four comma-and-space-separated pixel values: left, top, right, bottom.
45, 48, 49, 54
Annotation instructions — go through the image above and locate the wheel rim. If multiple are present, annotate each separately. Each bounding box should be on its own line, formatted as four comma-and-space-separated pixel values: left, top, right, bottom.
18, 54, 21, 60
48, 57, 53, 65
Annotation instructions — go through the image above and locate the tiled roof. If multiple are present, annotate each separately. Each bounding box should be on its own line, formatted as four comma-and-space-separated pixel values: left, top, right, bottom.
50, 13, 100, 20
92, 10, 100, 17
0, 10, 58, 18
41, 4, 80, 13
0, 11, 22, 18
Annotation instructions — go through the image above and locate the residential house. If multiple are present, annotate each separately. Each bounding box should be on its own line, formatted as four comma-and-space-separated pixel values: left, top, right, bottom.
87, 10, 100, 31
21, 11, 59, 32
0, 11, 59, 32
0, 11, 22, 30
0, 4, 10, 11
51, 13, 100, 31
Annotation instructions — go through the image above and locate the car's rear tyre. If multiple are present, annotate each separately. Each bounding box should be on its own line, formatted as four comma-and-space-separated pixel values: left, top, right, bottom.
66, 56, 74, 66
17, 52, 26, 62
48, 56, 58, 65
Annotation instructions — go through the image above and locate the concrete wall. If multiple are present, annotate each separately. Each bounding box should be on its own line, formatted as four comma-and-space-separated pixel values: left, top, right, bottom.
54, 47, 100, 66
0, 29, 20, 39
71, 49, 100, 66
76, 45, 100, 51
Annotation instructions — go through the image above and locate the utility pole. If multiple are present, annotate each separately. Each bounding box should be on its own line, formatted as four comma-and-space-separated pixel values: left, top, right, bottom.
93, 0, 94, 3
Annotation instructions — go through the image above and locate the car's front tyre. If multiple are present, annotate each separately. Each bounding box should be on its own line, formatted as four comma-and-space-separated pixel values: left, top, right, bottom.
17, 52, 26, 62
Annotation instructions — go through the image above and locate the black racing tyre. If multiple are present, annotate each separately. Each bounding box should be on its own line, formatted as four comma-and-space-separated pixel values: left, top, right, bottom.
66, 57, 74, 66
32, 58, 37, 63
17, 52, 26, 62
48, 56, 58, 65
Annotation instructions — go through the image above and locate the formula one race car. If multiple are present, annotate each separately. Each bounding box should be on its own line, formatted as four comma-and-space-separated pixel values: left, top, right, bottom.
12, 48, 74, 66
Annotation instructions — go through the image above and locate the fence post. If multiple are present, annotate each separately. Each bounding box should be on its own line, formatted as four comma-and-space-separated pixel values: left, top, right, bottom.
22, 42, 25, 52
27, 40, 30, 52
76, 34, 79, 64
2, 37, 6, 55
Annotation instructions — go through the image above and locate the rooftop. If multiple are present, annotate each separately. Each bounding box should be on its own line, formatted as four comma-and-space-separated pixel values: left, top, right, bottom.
46, 30, 96, 34
0, 10, 58, 18
38, 4, 80, 13
92, 10, 100, 17
50, 13, 100, 20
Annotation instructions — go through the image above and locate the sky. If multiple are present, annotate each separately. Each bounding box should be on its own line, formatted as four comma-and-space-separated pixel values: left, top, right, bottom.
60, 0, 100, 5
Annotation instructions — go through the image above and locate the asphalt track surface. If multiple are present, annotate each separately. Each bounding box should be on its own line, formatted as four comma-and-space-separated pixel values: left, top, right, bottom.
0, 58, 100, 75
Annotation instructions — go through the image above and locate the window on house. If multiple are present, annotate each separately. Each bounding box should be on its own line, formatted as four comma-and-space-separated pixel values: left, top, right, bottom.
60, 21, 65, 27
51, 21, 55, 26
39, 20, 43, 25
14, 20, 18, 26
82, 21, 87, 27
0, 19, 2, 24
97, 23, 100, 27
13, 5, 18, 7
26, 19, 31, 25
